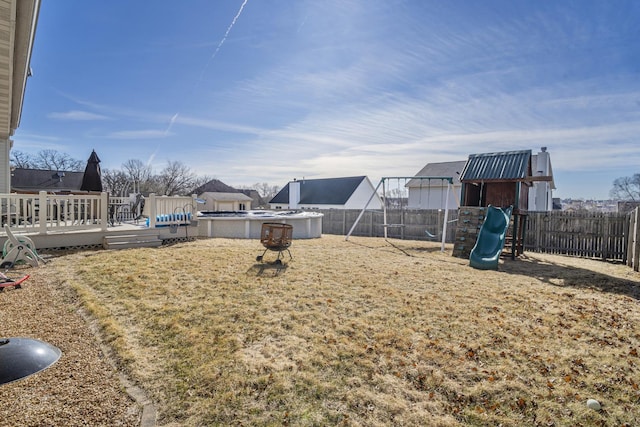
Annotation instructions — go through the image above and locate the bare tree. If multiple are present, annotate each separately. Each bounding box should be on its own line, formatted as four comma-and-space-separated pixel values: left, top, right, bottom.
155, 160, 197, 196
10, 149, 83, 171
102, 169, 131, 197
33, 149, 83, 171
610, 173, 640, 201
252, 182, 280, 200
122, 159, 153, 193
10, 150, 34, 168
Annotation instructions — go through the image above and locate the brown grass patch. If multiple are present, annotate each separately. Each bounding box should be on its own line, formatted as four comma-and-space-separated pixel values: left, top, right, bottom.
51, 235, 640, 426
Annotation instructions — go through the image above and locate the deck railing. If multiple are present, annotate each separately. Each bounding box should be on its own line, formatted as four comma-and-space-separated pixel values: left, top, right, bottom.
1, 191, 108, 234
0, 192, 199, 234
143, 194, 198, 228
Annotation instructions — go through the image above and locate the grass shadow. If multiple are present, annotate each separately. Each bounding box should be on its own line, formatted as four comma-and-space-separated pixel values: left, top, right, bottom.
498, 254, 640, 300
247, 262, 288, 277
346, 238, 445, 257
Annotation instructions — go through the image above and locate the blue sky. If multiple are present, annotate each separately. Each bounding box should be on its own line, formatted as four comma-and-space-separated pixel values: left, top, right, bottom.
14, 0, 640, 199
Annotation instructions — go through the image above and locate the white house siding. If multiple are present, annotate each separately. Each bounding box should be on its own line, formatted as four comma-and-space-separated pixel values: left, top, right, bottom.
344, 178, 383, 210
199, 192, 252, 211
528, 149, 554, 211
408, 184, 461, 210
289, 181, 300, 209
0, 139, 10, 193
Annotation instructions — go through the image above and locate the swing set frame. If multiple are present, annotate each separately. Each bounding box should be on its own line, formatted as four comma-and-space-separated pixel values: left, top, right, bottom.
345, 176, 455, 252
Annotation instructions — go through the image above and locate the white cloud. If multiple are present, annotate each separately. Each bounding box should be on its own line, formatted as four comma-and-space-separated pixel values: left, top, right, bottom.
47, 110, 109, 121
107, 129, 170, 139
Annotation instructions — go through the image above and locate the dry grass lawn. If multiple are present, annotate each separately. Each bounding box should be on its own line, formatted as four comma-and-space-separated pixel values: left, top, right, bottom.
14, 235, 640, 425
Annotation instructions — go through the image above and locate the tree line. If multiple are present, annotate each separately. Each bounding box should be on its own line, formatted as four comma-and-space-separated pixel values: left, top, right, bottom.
10, 150, 280, 200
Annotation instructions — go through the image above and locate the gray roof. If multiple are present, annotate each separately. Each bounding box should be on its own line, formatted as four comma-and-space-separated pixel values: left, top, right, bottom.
407, 161, 466, 187
192, 179, 239, 195
270, 176, 366, 205
460, 150, 532, 182
11, 168, 85, 192
200, 192, 253, 201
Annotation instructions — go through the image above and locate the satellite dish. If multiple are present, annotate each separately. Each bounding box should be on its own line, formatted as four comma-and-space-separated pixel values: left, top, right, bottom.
0, 337, 61, 385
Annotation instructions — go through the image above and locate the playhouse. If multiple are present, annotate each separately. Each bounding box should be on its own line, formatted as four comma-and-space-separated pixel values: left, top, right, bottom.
453, 149, 553, 259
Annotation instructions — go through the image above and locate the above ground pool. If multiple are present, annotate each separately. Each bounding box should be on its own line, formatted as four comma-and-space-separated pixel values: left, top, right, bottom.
196, 210, 323, 239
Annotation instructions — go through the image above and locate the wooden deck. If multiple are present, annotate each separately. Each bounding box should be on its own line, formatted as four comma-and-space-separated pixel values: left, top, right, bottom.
5, 220, 198, 251
0, 192, 199, 250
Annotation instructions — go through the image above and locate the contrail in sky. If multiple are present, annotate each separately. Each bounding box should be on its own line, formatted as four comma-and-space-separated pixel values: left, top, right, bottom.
195, 0, 249, 87
164, 113, 179, 135
210, 0, 249, 62
168, 0, 249, 139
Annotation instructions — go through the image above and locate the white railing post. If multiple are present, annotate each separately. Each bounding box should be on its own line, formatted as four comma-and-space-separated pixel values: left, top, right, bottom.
149, 193, 157, 228
38, 191, 47, 235
101, 192, 108, 231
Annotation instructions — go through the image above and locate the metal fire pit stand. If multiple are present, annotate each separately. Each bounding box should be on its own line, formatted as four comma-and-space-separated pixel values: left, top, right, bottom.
256, 223, 293, 265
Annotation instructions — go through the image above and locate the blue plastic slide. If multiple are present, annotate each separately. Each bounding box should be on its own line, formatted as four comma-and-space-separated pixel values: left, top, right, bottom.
469, 205, 513, 270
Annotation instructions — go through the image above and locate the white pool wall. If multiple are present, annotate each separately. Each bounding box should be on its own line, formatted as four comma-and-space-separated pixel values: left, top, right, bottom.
196, 211, 323, 239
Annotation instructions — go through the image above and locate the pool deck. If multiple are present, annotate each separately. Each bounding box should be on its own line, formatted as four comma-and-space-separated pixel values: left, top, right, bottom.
4, 211, 324, 251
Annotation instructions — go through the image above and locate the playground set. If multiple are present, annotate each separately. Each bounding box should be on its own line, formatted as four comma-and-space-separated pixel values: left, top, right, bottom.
346, 150, 553, 270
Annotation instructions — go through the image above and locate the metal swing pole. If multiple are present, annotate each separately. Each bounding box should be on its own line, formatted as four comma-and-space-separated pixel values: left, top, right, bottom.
440, 180, 451, 252
345, 178, 384, 241
383, 178, 388, 239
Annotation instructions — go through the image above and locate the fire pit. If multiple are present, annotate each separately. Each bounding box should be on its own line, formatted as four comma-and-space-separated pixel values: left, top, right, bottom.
256, 223, 293, 264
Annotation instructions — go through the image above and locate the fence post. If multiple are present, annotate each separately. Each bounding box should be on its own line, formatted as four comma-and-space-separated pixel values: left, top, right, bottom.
633, 208, 640, 272
342, 209, 346, 235
148, 193, 157, 228
38, 191, 47, 235
100, 192, 108, 231
602, 215, 609, 261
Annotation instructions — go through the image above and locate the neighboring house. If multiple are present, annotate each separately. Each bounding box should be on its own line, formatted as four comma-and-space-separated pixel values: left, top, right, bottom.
238, 189, 268, 209
406, 161, 465, 210
270, 176, 383, 210
11, 168, 85, 193
1, 1, 41, 193
192, 179, 267, 210
192, 178, 239, 194
528, 147, 556, 211
198, 191, 253, 211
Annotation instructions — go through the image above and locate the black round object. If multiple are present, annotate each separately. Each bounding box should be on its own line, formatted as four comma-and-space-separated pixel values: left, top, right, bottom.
0, 337, 62, 385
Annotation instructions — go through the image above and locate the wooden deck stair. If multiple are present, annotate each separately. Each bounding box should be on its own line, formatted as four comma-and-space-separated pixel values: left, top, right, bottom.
103, 234, 163, 250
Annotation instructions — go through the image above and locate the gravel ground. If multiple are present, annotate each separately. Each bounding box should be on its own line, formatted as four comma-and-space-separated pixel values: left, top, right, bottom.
0, 262, 142, 427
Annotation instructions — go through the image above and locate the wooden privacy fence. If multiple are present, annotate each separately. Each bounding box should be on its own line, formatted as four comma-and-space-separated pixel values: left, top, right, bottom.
523, 211, 630, 262
627, 207, 640, 271
318, 207, 640, 271
318, 209, 459, 242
